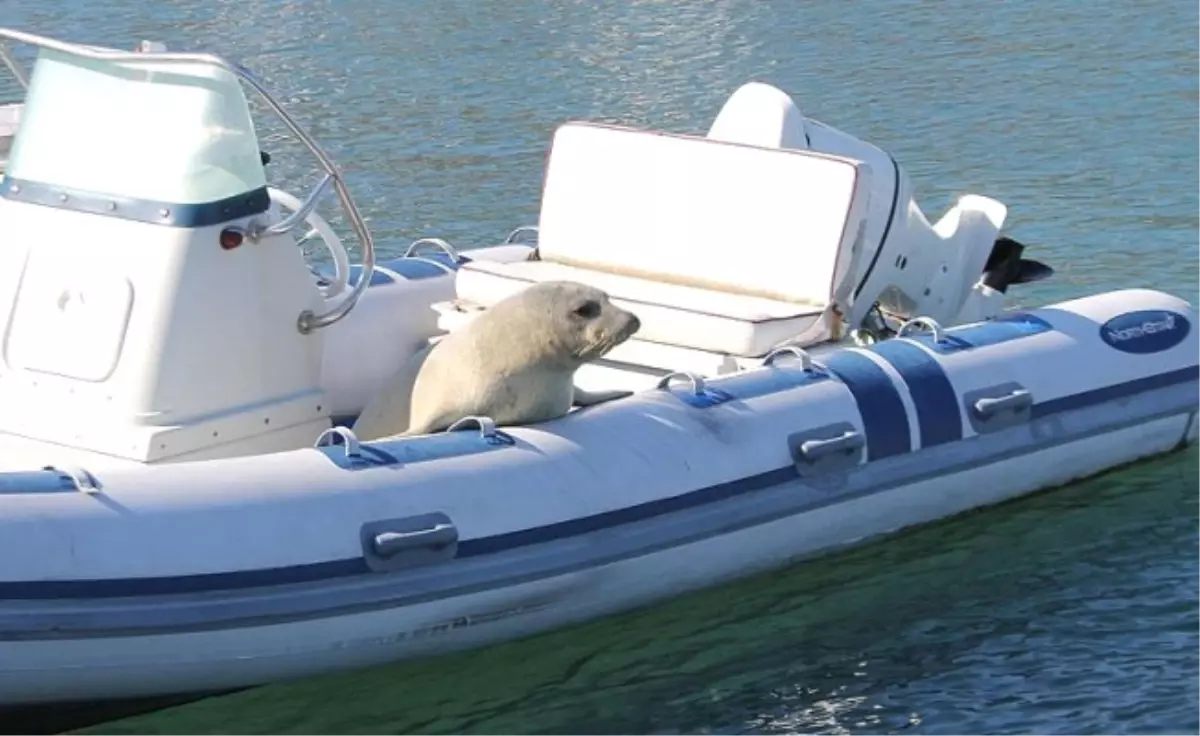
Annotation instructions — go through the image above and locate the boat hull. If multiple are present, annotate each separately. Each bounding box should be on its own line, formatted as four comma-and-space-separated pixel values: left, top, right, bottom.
1, 413, 1192, 706
0, 288, 1196, 705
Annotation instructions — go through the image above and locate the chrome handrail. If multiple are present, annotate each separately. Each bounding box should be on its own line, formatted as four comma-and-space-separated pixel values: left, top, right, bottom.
259, 172, 333, 240
0, 27, 376, 334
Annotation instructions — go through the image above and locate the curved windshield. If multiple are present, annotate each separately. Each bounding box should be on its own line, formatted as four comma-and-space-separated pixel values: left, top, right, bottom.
6, 48, 265, 204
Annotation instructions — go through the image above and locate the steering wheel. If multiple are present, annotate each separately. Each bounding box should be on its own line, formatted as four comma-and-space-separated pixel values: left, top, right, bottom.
268, 186, 351, 301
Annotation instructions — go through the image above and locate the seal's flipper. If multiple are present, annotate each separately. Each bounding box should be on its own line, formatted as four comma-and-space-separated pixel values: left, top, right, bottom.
573, 386, 632, 408
354, 342, 437, 441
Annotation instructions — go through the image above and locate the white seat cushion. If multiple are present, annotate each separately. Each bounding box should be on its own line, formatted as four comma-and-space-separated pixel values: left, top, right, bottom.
535, 122, 871, 305
456, 259, 830, 357
449, 122, 871, 358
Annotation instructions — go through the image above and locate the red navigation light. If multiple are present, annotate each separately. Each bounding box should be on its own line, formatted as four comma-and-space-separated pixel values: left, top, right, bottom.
219, 228, 244, 250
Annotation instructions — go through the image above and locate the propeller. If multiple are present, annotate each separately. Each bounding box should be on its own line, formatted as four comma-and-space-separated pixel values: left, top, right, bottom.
981, 235, 1054, 293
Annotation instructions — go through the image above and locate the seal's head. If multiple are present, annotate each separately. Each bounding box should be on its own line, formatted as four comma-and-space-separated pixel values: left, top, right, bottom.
488, 280, 641, 368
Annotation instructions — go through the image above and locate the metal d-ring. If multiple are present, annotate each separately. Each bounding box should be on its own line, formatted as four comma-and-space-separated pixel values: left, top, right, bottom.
42, 464, 98, 494
404, 237, 460, 262
314, 426, 362, 460
848, 328, 877, 346
897, 316, 948, 344
762, 344, 826, 374
446, 416, 515, 446
504, 225, 539, 244
656, 371, 707, 395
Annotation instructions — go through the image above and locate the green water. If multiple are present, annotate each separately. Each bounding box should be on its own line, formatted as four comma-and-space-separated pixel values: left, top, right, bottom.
2, 0, 1197, 733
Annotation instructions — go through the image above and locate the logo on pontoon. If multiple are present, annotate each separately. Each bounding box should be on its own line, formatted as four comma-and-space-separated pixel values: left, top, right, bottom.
1099, 310, 1190, 354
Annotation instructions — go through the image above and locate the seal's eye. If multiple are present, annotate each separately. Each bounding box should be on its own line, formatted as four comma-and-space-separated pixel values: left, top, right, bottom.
572, 300, 601, 320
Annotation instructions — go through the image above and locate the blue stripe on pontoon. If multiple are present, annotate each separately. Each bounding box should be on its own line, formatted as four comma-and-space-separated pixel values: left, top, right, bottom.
456, 467, 796, 557
0, 364, 1195, 600
0, 467, 797, 600
1033, 364, 1199, 417
822, 350, 911, 460
907, 312, 1055, 355
870, 339, 963, 448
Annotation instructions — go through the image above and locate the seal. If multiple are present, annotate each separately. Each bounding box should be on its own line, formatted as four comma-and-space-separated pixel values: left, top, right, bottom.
353, 280, 642, 440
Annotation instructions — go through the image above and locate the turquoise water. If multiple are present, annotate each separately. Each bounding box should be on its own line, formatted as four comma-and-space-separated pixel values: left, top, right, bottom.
2, 0, 1198, 733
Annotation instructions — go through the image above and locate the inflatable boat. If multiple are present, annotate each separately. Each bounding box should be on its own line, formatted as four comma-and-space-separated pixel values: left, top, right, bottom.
0, 28, 1195, 707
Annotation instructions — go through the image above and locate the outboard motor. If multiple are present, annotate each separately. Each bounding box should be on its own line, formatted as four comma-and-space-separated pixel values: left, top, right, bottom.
707, 82, 1052, 333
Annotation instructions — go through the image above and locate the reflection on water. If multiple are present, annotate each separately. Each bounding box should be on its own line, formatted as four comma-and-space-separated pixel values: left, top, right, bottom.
0, 0, 1196, 733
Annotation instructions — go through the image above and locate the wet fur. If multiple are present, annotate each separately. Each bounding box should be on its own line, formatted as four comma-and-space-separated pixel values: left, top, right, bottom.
353, 281, 641, 440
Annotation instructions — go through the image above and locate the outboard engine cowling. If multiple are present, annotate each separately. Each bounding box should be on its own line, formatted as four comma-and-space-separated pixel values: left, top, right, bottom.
706, 82, 1028, 332
804, 119, 1009, 330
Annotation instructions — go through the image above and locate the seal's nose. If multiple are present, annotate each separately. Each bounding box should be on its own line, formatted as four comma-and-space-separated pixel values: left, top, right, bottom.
627, 313, 642, 334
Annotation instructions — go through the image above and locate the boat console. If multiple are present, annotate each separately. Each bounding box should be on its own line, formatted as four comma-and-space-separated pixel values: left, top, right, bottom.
0, 29, 377, 468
